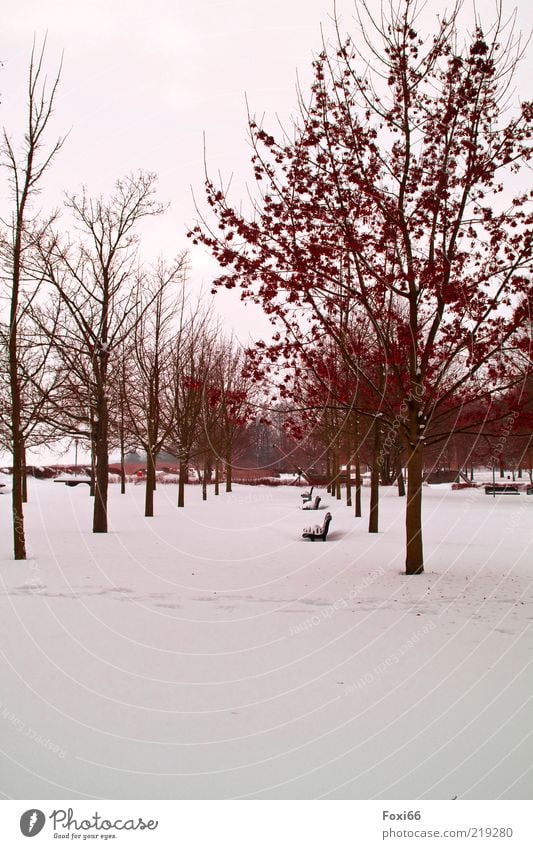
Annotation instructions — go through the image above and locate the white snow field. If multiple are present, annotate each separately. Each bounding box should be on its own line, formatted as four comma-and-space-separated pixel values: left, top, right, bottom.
0, 479, 532, 800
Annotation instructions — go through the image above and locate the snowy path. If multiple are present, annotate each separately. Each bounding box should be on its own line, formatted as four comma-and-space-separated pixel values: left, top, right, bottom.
1, 480, 532, 799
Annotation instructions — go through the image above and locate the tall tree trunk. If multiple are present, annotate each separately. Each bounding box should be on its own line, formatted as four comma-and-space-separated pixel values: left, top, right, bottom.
397, 468, 406, 497
335, 448, 342, 500
355, 454, 362, 517
89, 433, 96, 497
354, 415, 362, 518
120, 430, 126, 495
202, 465, 208, 501
21, 441, 28, 504
405, 443, 424, 574
368, 420, 380, 533
92, 397, 109, 533
178, 460, 187, 507
145, 448, 155, 517
225, 454, 232, 493
215, 459, 220, 495
346, 456, 352, 507
10, 369, 26, 559
9, 233, 26, 558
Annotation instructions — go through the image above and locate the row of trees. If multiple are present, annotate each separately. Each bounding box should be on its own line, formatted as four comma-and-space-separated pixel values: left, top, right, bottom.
2, 5, 531, 576
191, 0, 532, 574
0, 41, 257, 559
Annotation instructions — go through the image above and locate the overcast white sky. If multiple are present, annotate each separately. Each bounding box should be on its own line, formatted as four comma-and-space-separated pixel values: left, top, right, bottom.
2, 0, 532, 344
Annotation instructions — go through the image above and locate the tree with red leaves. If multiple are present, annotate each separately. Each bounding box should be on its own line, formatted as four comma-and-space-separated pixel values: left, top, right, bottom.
192, 0, 532, 574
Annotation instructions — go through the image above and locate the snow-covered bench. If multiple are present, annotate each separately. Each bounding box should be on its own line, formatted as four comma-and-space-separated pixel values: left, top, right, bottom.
303, 495, 321, 510
54, 476, 92, 487
484, 484, 520, 495
302, 512, 332, 541
301, 485, 314, 503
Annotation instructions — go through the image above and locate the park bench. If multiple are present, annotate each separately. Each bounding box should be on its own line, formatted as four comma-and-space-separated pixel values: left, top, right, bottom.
527, 486, 533, 496
301, 485, 314, 503
484, 484, 520, 495
54, 477, 92, 487
302, 512, 332, 541
303, 495, 321, 510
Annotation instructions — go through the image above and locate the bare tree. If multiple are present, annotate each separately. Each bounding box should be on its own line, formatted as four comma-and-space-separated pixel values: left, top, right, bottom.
121, 256, 188, 516
41, 171, 165, 532
208, 340, 258, 493
0, 38, 63, 558
167, 306, 216, 508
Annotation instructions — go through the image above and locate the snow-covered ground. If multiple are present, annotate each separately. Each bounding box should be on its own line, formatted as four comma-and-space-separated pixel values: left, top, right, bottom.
0, 479, 532, 800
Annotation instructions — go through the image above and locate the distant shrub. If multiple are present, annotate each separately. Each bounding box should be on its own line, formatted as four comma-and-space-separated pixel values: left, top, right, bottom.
233, 477, 285, 486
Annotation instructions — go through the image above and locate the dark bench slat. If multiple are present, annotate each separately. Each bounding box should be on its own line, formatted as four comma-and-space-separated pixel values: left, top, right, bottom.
484, 485, 520, 495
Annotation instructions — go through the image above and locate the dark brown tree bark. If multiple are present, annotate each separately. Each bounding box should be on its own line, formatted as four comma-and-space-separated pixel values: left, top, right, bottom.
145, 449, 156, 517
355, 454, 362, 517
93, 393, 109, 533
368, 419, 381, 534
397, 469, 406, 497
178, 460, 187, 508
225, 456, 232, 493
405, 444, 424, 574
346, 456, 352, 507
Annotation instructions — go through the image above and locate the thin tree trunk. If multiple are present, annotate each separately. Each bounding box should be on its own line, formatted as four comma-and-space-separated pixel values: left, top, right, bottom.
10, 385, 26, 559
368, 420, 380, 533
9, 235, 26, 558
215, 459, 220, 495
225, 454, 232, 492
202, 461, 209, 501
21, 441, 28, 503
120, 460, 126, 495
346, 456, 352, 507
145, 449, 155, 517
178, 460, 187, 507
405, 444, 424, 574
120, 432, 126, 495
355, 454, 362, 517
90, 433, 96, 497
397, 469, 406, 497
335, 448, 342, 500
152, 452, 157, 490
92, 398, 109, 533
